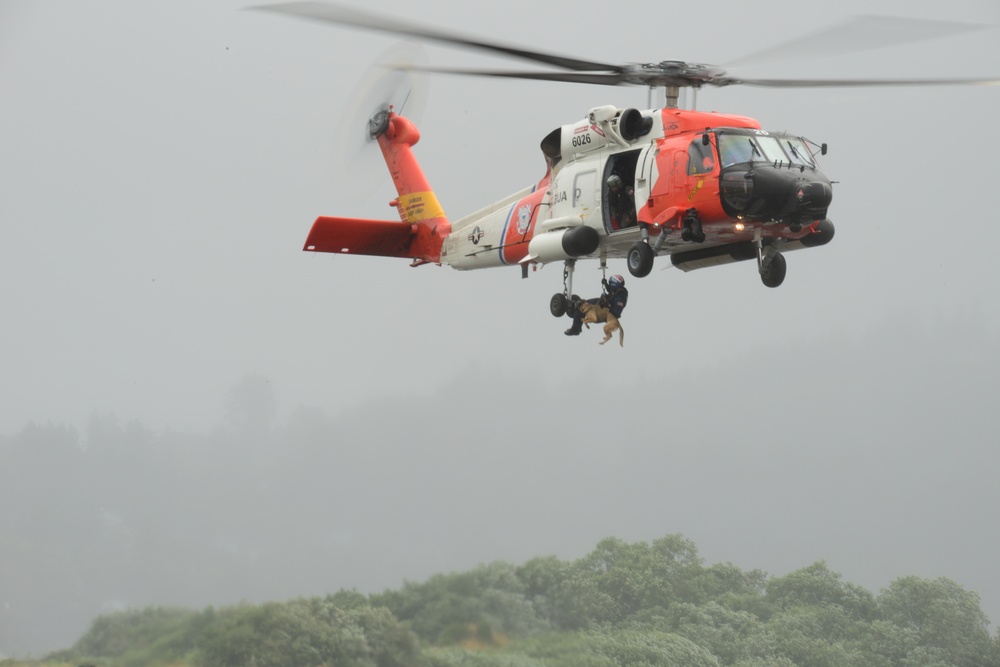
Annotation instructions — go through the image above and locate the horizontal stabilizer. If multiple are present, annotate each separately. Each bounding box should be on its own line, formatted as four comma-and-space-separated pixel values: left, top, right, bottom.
303, 216, 415, 258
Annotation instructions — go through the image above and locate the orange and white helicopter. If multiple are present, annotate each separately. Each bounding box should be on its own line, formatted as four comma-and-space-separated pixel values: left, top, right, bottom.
256, 3, 999, 318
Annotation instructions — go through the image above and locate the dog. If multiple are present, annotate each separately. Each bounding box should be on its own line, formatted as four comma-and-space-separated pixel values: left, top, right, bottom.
578, 301, 624, 347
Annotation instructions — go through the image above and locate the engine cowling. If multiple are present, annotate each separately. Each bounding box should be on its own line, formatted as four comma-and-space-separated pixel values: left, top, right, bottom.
615, 108, 650, 141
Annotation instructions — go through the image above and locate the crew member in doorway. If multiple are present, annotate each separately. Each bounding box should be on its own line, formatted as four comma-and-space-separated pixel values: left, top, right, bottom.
606, 175, 636, 229
564, 275, 629, 336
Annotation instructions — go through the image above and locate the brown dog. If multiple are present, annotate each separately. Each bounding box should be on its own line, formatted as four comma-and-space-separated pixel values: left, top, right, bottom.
578, 301, 624, 347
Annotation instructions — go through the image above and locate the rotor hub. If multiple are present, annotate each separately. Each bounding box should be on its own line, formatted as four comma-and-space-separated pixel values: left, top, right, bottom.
367, 104, 391, 140
622, 61, 729, 88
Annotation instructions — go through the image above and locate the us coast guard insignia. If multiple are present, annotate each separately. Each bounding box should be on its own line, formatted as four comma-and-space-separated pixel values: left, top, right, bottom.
517, 205, 532, 234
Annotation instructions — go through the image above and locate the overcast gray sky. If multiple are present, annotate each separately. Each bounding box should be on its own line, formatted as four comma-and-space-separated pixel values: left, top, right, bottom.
3, 0, 1000, 656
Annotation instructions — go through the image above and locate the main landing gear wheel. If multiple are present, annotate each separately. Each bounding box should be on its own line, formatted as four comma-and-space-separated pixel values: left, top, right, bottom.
627, 242, 654, 278
760, 253, 787, 288
550, 293, 568, 317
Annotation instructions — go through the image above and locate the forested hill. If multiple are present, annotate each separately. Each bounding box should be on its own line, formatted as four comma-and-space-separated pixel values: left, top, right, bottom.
36, 535, 1000, 667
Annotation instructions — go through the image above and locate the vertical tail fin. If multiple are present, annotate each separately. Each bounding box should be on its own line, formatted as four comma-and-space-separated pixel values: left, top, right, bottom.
303, 111, 450, 265
377, 112, 451, 264
378, 113, 447, 226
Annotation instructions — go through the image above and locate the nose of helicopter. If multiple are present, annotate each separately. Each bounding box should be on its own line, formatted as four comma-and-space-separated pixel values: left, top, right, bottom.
721, 165, 833, 222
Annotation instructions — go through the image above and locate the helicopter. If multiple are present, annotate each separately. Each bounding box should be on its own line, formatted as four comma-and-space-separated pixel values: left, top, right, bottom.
254, 3, 1000, 319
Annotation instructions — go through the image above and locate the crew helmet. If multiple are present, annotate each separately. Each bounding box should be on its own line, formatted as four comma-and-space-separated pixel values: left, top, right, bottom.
606, 174, 624, 190
607, 274, 625, 291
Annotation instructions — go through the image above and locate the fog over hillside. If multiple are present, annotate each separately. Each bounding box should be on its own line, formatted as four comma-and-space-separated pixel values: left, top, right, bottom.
4, 0, 1000, 659
2, 310, 997, 657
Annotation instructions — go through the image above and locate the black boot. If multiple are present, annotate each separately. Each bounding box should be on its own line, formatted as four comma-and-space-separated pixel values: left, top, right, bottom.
564, 320, 582, 336
692, 220, 705, 243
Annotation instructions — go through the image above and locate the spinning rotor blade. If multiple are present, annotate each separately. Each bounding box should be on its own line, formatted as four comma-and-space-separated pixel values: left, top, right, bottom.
401, 66, 1000, 90
392, 65, 626, 87
726, 76, 1000, 88
251, 1, 621, 73
727, 15, 992, 70
254, 2, 1000, 93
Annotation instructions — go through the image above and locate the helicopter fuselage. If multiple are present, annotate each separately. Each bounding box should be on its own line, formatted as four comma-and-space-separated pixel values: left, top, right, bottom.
439, 105, 834, 280
303, 105, 834, 300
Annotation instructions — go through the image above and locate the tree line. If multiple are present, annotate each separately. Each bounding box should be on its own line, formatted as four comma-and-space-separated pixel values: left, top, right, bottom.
25, 535, 1000, 667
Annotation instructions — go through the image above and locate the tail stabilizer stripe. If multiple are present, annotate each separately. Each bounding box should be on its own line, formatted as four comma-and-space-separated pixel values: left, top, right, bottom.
400, 191, 446, 223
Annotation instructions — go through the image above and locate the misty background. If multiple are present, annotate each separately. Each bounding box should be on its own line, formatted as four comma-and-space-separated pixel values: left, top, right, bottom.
2, 0, 999, 658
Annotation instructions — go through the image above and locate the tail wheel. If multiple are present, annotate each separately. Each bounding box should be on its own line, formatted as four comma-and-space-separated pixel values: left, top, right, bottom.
760, 253, 787, 288
550, 293, 568, 317
627, 242, 654, 278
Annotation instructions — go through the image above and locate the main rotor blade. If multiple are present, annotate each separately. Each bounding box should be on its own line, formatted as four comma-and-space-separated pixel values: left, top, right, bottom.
725, 76, 1000, 88
251, 1, 622, 73
727, 15, 992, 70
392, 65, 626, 87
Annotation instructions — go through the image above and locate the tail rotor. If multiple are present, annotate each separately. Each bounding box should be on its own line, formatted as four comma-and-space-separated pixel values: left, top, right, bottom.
335, 42, 428, 199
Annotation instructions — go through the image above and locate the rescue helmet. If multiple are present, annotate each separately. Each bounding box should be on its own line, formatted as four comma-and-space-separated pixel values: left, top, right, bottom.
608, 274, 625, 291
606, 174, 623, 190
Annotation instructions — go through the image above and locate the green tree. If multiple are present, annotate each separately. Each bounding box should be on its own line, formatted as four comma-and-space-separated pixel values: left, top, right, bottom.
668, 601, 765, 665
348, 605, 421, 667
422, 646, 549, 667
762, 607, 867, 667
766, 562, 876, 624
591, 629, 721, 667
575, 537, 657, 620
510, 631, 616, 667
647, 535, 708, 607
730, 658, 797, 667
757, 564, 882, 667
502, 629, 719, 667
195, 599, 418, 667
549, 565, 621, 630
72, 607, 198, 660
865, 619, 951, 667
373, 562, 542, 644
878, 576, 997, 667
516, 555, 571, 624
550, 535, 710, 629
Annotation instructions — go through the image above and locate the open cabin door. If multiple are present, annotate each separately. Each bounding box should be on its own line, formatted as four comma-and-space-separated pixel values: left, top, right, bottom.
602, 148, 642, 233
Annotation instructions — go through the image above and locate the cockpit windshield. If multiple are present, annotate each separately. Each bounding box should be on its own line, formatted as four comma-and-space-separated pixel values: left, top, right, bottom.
718, 130, 817, 168
718, 133, 762, 167
755, 135, 788, 163
783, 137, 815, 166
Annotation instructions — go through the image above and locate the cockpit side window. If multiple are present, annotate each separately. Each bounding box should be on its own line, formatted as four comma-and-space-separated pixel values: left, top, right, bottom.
687, 137, 716, 175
